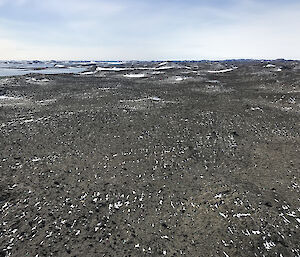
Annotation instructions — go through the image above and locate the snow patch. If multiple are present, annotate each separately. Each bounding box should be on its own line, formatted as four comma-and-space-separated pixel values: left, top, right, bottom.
155, 66, 174, 71
265, 64, 276, 68
0, 95, 21, 100
54, 64, 65, 68
157, 62, 169, 67
263, 241, 276, 250
80, 71, 95, 75
233, 213, 251, 218
26, 77, 50, 83
124, 74, 145, 78
175, 77, 184, 81
96, 67, 132, 72
148, 96, 161, 101
152, 71, 164, 75
207, 68, 237, 73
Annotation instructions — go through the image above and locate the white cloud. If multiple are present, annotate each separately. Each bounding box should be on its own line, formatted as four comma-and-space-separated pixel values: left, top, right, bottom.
0, 34, 127, 60
0, 38, 20, 60
142, 2, 300, 60
0, 0, 30, 7
38, 0, 125, 18
0, 0, 300, 60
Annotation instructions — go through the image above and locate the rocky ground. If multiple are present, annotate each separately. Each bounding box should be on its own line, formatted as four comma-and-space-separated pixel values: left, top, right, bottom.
0, 60, 300, 257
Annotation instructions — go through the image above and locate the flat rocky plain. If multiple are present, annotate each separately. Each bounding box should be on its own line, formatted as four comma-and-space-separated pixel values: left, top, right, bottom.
0, 60, 300, 257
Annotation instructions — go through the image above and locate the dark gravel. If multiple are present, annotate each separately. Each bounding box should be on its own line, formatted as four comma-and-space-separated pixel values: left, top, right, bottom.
0, 60, 300, 257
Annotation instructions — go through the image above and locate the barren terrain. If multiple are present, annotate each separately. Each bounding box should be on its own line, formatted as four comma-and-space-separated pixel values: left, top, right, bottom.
1, 60, 300, 256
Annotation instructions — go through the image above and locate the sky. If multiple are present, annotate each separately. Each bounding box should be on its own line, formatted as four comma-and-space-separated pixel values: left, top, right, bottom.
0, 0, 300, 60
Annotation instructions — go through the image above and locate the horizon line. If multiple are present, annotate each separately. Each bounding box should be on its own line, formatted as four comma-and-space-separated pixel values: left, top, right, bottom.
0, 58, 299, 62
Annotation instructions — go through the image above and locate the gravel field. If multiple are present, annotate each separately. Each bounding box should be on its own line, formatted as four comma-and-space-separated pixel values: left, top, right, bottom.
0, 60, 300, 257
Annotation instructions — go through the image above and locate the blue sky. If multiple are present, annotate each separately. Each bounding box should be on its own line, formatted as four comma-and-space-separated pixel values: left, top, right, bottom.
0, 0, 299, 60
